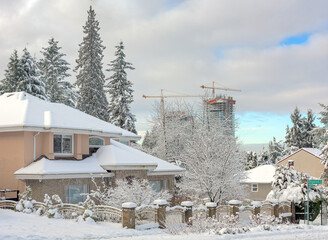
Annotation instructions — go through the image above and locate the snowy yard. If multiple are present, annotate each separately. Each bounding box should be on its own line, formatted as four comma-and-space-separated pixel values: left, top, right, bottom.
1, 209, 328, 240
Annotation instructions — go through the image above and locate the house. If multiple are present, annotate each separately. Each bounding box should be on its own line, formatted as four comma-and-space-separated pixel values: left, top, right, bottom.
276, 148, 324, 179
241, 165, 276, 201
0, 92, 184, 203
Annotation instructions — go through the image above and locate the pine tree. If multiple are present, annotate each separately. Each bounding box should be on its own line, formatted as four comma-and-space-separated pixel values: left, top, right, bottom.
16, 48, 47, 100
318, 104, 328, 167
285, 107, 304, 149
0, 50, 21, 94
39, 38, 77, 107
106, 41, 136, 133
303, 109, 316, 148
258, 149, 269, 166
246, 151, 257, 170
75, 6, 108, 121
268, 137, 284, 164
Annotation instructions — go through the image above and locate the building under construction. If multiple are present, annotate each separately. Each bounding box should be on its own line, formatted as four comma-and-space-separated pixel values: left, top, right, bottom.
205, 95, 236, 135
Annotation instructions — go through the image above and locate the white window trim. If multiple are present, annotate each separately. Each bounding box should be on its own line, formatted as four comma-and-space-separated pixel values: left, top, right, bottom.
251, 183, 258, 192
54, 134, 74, 155
89, 136, 105, 147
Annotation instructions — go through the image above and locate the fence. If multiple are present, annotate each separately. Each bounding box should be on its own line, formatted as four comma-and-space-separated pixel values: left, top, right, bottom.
0, 199, 295, 229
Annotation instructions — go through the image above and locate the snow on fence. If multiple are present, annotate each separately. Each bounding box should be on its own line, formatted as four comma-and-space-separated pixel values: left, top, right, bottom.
0, 200, 17, 210
0, 199, 295, 229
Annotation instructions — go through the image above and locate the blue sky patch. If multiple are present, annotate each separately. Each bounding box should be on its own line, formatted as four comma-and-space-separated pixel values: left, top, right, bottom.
280, 32, 311, 46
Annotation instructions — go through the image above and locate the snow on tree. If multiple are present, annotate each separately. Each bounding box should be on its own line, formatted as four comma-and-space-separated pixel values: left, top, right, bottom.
106, 41, 136, 133
285, 107, 304, 149
267, 165, 326, 204
16, 48, 47, 100
39, 38, 77, 107
42, 194, 63, 219
89, 177, 172, 208
0, 50, 21, 94
178, 121, 246, 204
77, 195, 97, 222
245, 151, 257, 170
268, 137, 284, 164
303, 109, 317, 148
15, 186, 36, 214
75, 6, 108, 121
258, 149, 269, 166
318, 104, 328, 167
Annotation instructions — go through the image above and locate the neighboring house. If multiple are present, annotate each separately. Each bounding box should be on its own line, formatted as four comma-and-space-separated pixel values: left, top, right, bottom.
276, 148, 324, 179
0, 92, 184, 203
241, 165, 276, 201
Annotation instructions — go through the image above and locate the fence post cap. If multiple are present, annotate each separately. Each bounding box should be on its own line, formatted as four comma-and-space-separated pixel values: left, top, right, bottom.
122, 202, 137, 208
228, 200, 241, 205
153, 199, 168, 205
181, 201, 193, 207
251, 201, 262, 207
205, 202, 217, 208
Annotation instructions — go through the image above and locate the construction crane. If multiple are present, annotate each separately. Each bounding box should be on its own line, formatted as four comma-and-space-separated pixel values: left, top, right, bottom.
200, 81, 241, 99
142, 89, 202, 159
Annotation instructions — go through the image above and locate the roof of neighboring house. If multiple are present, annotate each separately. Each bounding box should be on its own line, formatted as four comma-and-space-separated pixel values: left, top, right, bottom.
241, 165, 276, 184
276, 148, 322, 165
0, 92, 139, 139
15, 140, 185, 180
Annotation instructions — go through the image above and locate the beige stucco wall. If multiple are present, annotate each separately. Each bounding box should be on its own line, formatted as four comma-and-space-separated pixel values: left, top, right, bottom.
277, 150, 324, 179
244, 183, 272, 201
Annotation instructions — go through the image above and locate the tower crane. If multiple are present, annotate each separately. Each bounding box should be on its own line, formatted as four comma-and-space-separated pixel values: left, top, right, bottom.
200, 81, 241, 99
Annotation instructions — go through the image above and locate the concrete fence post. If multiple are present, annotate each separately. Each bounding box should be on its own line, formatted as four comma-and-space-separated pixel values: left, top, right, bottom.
181, 201, 193, 225
251, 201, 262, 216
122, 202, 136, 229
206, 202, 217, 219
154, 199, 168, 229
272, 201, 279, 218
228, 200, 241, 216
291, 201, 296, 223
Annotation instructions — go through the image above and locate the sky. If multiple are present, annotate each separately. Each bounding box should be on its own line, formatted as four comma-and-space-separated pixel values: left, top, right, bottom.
0, 0, 327, 147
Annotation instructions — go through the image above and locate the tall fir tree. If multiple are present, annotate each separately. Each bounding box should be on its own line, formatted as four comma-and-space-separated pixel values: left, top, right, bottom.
318, 104, 328, 167
303, 109, 316, 148
106, 41, 136, 133
75, 6, 108, 121
0, 50, 21, 94
245, 151, 257, 170
39, 38, 77, 107
268, 137, 284, 164
285, 107, 304, 149
16, 48, 47, 100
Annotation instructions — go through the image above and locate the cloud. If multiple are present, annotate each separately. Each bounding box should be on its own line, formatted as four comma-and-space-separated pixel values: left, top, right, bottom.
0, 0, 327, 138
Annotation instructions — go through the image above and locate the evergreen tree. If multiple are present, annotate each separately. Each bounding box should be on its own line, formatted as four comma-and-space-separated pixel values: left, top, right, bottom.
75, 6, 108, 121
0, 50, 21, 94
39, 38, 77, 107
303, 109, 316, 148
106, 41, 136, 133
318, 104, 328, 167
258, 149, 269, 166
245, 151, 257, 170
16, 48, 47, 100
268, 137, 284, 164
285, 107, 304, 149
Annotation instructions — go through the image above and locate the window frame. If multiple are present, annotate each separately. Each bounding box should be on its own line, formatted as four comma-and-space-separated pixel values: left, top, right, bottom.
149, 180, 162, 193
89, 136, 105, 147
65, 184, 89, 204
53, 134, 74, 155
251, 183, 258, 192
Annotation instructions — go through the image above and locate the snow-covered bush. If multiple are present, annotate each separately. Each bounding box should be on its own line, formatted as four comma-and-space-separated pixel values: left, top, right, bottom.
89, 177, 172, 208
15, 186, 36, 214
77, 196, 97, 222
42, 194, 63, 219
251, 214, 283, 231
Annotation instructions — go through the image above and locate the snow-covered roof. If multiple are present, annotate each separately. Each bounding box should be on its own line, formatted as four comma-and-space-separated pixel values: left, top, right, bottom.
14, 155, 112, 179
241, 165, 276, 184
0, 92, 139, 139
276, 148, 322, 165
15, 140, 185, 179
98, 140, 185, 174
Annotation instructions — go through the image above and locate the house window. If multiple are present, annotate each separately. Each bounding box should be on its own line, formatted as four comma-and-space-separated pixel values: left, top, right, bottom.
89, 137, 105, 147
54, 134, 73, 154
164, 180, 169, 190
288, 160, 294, 168
65, 184, 89, 204
150, 180, 162, 193
251, 184, 258, 192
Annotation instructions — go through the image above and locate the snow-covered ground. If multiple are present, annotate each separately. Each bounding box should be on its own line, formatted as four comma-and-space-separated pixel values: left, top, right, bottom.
2, 209, 328, 240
